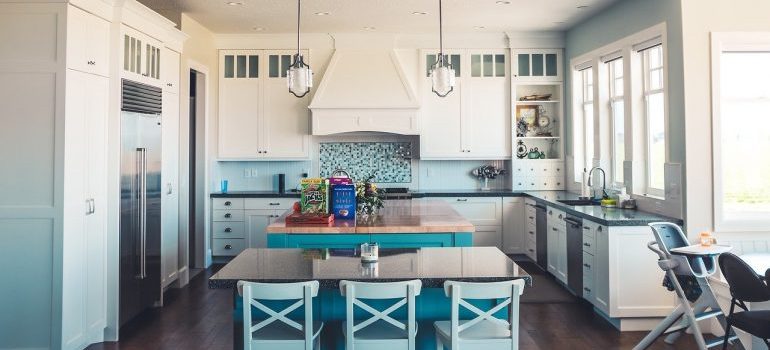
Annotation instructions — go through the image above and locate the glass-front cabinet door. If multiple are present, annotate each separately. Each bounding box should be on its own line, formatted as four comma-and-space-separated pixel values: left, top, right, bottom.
512, 49, 561, 81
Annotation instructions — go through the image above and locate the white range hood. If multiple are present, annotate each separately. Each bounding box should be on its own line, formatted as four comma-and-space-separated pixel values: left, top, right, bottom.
309, 50, 420, 135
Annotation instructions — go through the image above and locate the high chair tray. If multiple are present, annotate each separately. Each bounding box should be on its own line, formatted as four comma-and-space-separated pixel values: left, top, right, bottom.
670, 244, 732, 256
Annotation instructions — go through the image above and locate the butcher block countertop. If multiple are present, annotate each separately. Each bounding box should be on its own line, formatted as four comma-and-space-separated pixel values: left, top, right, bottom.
266, 199, 475, 234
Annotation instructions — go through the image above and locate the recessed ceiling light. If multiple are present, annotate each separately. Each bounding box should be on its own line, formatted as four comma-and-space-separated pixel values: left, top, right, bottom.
412, 11, 428, 15
363, 26, 376, 31
474, 26, 486, 30
226, 1, 243, 5
577, 5, 589, 9
496, 1, 511, 4
314, 11, 330, 16
252, 26, 265, 31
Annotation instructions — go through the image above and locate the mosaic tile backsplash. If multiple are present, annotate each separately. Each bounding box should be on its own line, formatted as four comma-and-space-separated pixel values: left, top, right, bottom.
319, 142, 412, 183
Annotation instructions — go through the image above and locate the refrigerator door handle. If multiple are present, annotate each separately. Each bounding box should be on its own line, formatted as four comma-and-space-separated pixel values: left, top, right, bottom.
137, 147, 148, 280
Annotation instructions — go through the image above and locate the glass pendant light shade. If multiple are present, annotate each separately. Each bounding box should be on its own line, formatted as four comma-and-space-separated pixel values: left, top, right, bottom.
429, 0, 454, 97
430, 58, 455, 97
288, 54, 313, 97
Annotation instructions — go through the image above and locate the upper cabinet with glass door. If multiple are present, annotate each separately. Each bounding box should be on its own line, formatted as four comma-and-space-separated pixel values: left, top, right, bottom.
121, 25, 163, 86
512, 49, 562, 82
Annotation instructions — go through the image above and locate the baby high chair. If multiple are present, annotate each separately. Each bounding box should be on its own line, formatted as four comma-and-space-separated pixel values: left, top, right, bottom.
633, 222, 741, 350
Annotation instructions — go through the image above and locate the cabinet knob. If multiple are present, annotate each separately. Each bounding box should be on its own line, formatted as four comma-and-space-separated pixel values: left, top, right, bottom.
528, 216, 534, 219
558, 214, 563, 219
456, 198, 468, 202
584, 243, 591, 247
528, 249, 534, 252
224, 244, 232, 250
224, 201, 232, 206
529, 231, 534, 235
224, 213, 232, 218
598, 226, 603, 231
224, 227, 232, 232
583, 226, 590, 230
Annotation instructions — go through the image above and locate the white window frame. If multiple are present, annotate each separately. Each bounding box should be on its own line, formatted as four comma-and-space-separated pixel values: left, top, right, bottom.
607, 58, 625, 188
711, 32, 770, 231
572, 65, 594, 183
640, 45, 666, 198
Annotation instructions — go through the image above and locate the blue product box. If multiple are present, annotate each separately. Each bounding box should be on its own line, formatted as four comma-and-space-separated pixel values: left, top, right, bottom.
331, 184, 356, 220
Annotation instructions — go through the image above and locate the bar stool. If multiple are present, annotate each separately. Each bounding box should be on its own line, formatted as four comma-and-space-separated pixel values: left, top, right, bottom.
238, 280, 324, 350
434, 280, 526, 350
339, 280, 422, 350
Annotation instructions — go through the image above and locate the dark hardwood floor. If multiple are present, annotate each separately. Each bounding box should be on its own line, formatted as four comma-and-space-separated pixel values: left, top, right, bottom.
89, 263, 708, 350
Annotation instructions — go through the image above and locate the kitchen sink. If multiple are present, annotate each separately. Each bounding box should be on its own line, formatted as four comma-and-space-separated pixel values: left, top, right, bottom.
557, 199, 599, 206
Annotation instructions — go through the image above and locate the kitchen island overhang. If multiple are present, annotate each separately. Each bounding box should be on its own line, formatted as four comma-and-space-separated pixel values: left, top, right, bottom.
265, 199, 476, 248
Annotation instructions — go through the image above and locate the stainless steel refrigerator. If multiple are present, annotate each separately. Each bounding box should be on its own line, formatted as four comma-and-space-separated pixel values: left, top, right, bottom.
120, 80, 162, 326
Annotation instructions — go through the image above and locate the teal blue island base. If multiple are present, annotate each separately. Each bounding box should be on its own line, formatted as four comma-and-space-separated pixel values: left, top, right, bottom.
267, 232, 473, 248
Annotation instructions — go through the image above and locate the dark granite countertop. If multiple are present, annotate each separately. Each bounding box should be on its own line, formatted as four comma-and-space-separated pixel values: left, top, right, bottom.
209, 247, 531, 289
210, 189, 682, 227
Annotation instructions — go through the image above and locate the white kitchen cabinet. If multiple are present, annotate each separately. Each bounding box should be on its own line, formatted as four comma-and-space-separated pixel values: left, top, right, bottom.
524, 199, 537, 260
218, 50, 310, 160
62, 68, 109, 350
439, 197, 503, 227
245, 210, 283, 248
161, 90, 180, 288
511, 49, 562, 81
420, 50, 510, 160
121, 25, 163, 86
67, 5, 110, 77
546, 206, 567, 283
473, 225, 503, 248
161, 47, 180, 94
502, 197, 525, 254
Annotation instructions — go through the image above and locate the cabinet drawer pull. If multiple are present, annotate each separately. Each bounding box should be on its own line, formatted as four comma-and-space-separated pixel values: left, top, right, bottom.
224, 201, 232, 206
269, 202, 281, 206
456, 198, 468, 202
224, 213, 232, 218
583, 226, 590, 230
224, 227, 232, 232
583, 243, 591, 247
528, 249, 534, 252
529, 231, 534, 235
558, 214, 563, 219
552, 227, 557, 231
224, 244, 232, 250
528, 216, 534, 219
584, 287, 592, 292
583, 263, 591, 268
598, 226, 603, 231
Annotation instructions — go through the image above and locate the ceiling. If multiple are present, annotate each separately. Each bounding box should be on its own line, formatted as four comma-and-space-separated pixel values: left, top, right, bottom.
137, 0, 619, 34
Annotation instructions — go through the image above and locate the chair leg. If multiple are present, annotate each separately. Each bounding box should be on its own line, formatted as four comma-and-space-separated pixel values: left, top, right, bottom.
721, 321, 732, 350
436, 333, 443, 350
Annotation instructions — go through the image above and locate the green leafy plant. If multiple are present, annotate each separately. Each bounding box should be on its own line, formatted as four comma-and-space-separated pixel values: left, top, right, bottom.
355, 174, 384, 216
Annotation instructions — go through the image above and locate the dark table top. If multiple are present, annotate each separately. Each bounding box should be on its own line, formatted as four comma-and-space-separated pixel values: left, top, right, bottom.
209, 247, 532, 289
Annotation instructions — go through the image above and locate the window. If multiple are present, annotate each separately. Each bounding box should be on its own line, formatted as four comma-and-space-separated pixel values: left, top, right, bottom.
641, 45, 665, 197
573, 67, 594, 182
713, 33, 770, 230
608, 58, 625, 187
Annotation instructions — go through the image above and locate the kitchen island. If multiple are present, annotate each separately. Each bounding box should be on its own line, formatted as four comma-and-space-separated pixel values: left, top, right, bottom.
265, 199, 476, 249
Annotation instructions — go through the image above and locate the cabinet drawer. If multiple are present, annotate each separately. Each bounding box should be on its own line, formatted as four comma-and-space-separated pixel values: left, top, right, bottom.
212, 209, 244, 222
245, 198, 295, 210
441, 198, 503, 226
582, 251, 594, 274
546, 206, 566, 228
213, 198, 244, 210
212, 222, 246, 239
212, 238, 246, 256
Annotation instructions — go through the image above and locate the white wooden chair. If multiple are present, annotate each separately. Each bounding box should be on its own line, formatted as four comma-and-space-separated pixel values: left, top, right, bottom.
339, 280, 422, 350
434, 280, 526, 350
238, 280, 323, 350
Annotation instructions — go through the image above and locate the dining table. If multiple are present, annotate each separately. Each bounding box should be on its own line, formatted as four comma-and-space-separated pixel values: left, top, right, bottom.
209, 246, 532, 350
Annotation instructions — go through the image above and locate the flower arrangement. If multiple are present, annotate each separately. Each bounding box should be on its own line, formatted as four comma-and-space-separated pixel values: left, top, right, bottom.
472, 165, 507, 191
355, 174, 384, 216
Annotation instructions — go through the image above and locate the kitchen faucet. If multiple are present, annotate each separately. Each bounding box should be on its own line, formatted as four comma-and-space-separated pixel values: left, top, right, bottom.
587, 166, 608, 199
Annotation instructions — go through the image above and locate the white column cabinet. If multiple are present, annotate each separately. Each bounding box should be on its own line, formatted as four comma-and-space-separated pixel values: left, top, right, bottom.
162, 47, 180, 94
546, 206, 567, 283
161, 76, 180, 288
502, 197, 525, 254
218, 50, 310, 160
62, 68, 109, 350
420, 50, 510, 160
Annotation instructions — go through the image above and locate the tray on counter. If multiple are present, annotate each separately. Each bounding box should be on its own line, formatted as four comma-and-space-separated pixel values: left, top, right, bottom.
285, 213, 335, 225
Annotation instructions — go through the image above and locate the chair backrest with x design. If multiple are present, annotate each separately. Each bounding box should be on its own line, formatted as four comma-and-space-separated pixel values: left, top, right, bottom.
238, 280, 319, 350
443, 280, 525, 346
339, 280, 422, 350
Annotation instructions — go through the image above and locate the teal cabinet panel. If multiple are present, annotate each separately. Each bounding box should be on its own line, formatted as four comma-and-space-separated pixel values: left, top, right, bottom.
268, 234, 370, 249
268, 233, 474, 249
372, 233, 454, 248
453, 232, 473, 247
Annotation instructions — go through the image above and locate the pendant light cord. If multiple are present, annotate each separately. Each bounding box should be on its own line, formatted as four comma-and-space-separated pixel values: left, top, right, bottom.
438, 0, 443, 63
296, 0, 301, 58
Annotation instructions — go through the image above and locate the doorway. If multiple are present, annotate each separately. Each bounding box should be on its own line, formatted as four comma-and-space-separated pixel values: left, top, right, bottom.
187, 69, 207, 275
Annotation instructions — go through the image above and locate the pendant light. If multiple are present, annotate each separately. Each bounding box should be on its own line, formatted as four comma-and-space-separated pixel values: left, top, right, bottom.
429, 0, 455, 97
287, 0, 313, 98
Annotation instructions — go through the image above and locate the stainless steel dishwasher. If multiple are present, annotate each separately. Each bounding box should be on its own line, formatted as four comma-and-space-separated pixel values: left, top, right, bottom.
535, 204, 548, 270
564, 214, 584, 295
